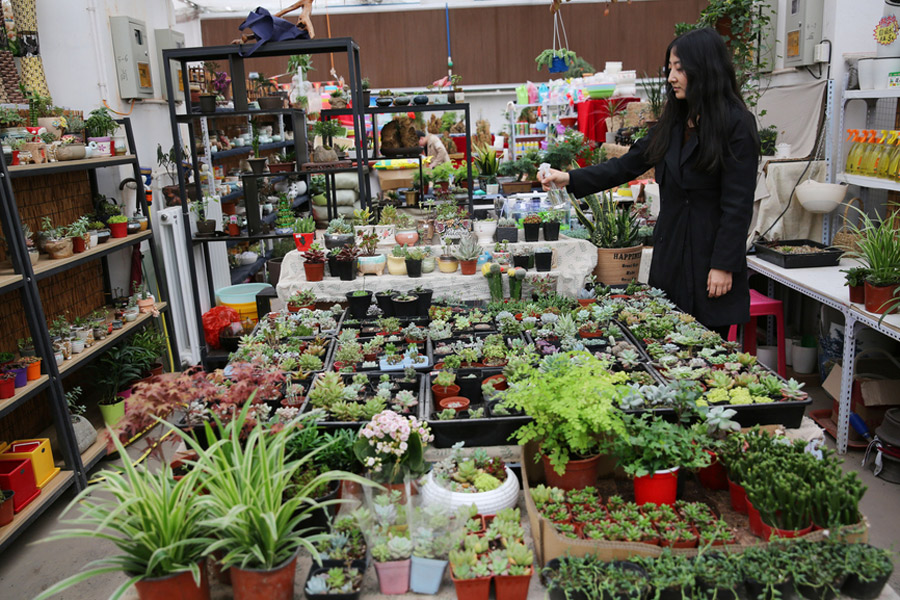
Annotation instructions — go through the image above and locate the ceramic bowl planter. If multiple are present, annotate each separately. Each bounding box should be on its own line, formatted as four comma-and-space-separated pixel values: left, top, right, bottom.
376, 97, 393, 107
374, 558, 411, 595
126, 221, 142, 235
358, 254, 386, 275
45, 238, 74, 259
420, 465, 520, 515
387, 255, 408, 276
409, 556, 447, 595
231, 552, 299, 600
422, 256, 436, 274
71, 414, 97, 454
124, 308, 139, 323
438, 256, 458, 273
395, 229, 419, 246
474, 221, 497, 245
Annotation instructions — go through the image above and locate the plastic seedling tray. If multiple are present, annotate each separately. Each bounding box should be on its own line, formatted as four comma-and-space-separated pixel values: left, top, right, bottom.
753, 239, 842, 269
300, 374, 426, 430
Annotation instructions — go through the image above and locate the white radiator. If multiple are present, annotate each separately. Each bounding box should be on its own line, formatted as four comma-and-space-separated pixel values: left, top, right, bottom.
155, 206, 201, 366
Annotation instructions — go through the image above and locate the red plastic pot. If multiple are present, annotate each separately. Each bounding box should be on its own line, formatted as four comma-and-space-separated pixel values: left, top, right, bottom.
460, 260, 478, 275
72, 236, 86, 253
0, 490, 13, 525
304, 262, 325, 282
231, 553, 298, 600
0, 376, 14, 399
495, 571, 531, 600
696, 450, 728, 490
864, 281, 898, 314
293, 232, 314, 252
747, 499, 764, 537
849, 284, 865, 304
541, 453, 602, 491
432, 384, 460, 401
109, 221, 128, 238
439, 396, 470, 412
633, 466, 679, 506
760, 520, 813, 541
727, 477, 747, 513
133, 561, 210, 600
374, 559, 411, 594
451, 569, 491, 600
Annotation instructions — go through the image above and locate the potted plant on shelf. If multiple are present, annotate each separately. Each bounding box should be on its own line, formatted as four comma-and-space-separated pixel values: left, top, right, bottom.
346, 286, 373, 320
523, 214, 541, 242
541, 210, 562, 241
312, 119, 347, 163
506, 351, 629, 490
535, 48, 579, 73
571, 190, 642, 284
431, 162, 455, 193
842, 266, 869, 304
301, 243, 326, 282
84, 107, 119, 156
292, 215, 315, 252
405, 247, 425, 278
495, 217, 519, 244
248, 120, 267, 175
376, 89, 394, 107
438, 240, 459, 273
254, 74, 283, 110
32, 433, 211, 600
844, 209, 900, 316
198, 61, 228, 113
333, 244, 361, 281
357, 230, 386, 275
474, 216, 497, 245
324, 216, 355, 250
431, 370, 460, 402
472, 143, 500, 192
269, 149, 296, 173
329, 88, 348, 110
40, 217, 73, 259
453, 234, 482, 275
107, 214, 128, 239
192, 194, 217, 235
67, 216, 91, 253
96, 345, 142, 428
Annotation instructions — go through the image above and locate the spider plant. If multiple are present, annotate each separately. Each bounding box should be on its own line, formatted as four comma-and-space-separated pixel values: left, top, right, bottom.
33, 433, 212, 600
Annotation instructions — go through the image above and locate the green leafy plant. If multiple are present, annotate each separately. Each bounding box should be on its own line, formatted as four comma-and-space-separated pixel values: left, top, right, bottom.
612, 413, 710, 478
570, 190, 640, 249
535, 48, 579, 72
85, 107, 119, 139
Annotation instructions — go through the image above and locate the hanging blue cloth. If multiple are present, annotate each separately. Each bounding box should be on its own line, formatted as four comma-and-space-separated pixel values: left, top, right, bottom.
238, 7, 309, 56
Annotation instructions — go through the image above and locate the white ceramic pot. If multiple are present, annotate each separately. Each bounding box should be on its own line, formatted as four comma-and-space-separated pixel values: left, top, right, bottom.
358, 253, 386, 275
756, 345, 778, 372
793, 345, 818, 374
419, 465, 519, 515
474, 221, 497, 245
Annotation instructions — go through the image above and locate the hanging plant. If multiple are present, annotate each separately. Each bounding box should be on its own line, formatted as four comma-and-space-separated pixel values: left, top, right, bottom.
535, 48, 579, 73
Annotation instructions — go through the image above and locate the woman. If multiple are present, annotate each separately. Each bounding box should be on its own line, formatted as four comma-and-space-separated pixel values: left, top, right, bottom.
539, 27, 759, 336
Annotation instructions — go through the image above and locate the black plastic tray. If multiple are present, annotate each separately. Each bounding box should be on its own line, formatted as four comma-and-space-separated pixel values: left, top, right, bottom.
299, 373, 426, 430
424, 370, 531, 448
753, 239, 842, 269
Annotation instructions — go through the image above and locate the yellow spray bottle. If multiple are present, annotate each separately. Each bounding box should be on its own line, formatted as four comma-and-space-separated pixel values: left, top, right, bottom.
878, 131, 899, 179
864, 130, 890, 177
857, 130, 878, 176
845, 129, 864, 174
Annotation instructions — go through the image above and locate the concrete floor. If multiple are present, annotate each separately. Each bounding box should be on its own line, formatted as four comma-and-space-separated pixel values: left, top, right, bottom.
1, 384, 898, 600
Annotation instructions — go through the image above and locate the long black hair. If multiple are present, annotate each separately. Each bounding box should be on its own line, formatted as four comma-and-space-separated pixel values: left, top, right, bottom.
646, 27, 758, 172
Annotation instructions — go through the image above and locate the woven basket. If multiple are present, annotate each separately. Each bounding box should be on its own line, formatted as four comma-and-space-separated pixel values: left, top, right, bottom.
832, 197, 863, 252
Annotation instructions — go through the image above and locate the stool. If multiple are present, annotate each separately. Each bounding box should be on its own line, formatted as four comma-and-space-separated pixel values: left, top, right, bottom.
727, 289, 787, 377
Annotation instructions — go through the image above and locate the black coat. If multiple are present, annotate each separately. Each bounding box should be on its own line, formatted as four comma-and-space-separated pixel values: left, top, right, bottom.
568, 105, 758, 328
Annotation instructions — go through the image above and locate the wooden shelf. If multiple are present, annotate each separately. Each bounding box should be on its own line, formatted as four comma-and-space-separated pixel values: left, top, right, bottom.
0, 271, 24, 294
0, 231, 153, 282
80, 436, 108, 472
7, 155, 136, 178
0, 470, 75, 552
58, 302, 168, 378
0, 375, 50, 419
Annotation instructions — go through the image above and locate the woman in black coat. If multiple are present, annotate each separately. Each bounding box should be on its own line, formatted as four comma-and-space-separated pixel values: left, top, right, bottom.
539, 28, 759, 336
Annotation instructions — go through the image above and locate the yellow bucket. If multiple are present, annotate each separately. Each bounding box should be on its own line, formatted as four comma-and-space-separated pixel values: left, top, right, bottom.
216, 283, 273, 324
221, 300, 259, 323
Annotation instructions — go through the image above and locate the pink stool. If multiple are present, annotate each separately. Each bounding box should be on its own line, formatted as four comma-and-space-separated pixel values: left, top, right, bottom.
727, 289, 787, 377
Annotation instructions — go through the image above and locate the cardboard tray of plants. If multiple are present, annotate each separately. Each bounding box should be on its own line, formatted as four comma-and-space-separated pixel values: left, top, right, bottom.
425, 366, 531, 448
298, 371, 427, 430
519, 444, 870, 568
752, 239, 843, 269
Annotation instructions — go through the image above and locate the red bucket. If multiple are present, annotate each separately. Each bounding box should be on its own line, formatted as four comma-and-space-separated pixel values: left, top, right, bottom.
633, 467, 679, 506
728, 478, 748, 513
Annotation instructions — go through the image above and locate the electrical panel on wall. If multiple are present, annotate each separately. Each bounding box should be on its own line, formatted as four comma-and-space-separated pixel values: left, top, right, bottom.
155, 29, 185, 102
110, 16, 154, 99
783, 0, 824, 68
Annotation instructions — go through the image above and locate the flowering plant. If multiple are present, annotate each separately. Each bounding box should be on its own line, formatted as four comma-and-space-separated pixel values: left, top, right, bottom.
353, 410, 433, 484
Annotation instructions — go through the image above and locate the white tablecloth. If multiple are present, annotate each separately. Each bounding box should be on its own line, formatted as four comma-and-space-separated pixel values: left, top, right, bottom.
276, 234, 599, 303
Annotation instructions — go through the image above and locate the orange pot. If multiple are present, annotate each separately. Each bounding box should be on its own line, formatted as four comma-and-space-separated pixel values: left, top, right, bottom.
26, 360, 41, 381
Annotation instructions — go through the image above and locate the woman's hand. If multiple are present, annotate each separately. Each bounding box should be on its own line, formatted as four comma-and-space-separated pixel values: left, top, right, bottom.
707, 269, 733, 298
538, 168, 570, 191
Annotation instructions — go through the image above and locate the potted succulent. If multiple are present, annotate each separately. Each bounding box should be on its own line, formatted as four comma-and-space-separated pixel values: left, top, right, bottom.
84, 107, 119, 156
356, 230, 386, 276
345, 287, 373, 320
302, 243, 326, 282
506, 351, 628, 490
304, 565, 363, 599
376, 89, 394, 107
523, 214, 542, 242
248, 121, 267, 174
842, 266, 869, 304
324, 217, 355, 250
495, 217, 518, 244
391, 292, 419, 318
333, 244, 361, 281
572, 191, 642, 284
292, 215, 315, 252
405, 247, 425, 278
534, 246, 553, 272
287, 289, 317, 312
452, 235, 482, 275
437, 241, 459, 273
449, 548, 491, 600
269, 149, 296, 173
192, 195, 217, 236
387, 244, 409, 276
542, 210, 562, 241
408, 504, 457, 594
40, 217, 73, 259
842, 543, 894, 600
431, 370, 459, 402
32, 434, 212, 600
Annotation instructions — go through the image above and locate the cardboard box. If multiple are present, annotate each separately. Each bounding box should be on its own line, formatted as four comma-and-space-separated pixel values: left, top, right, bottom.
521, 442, 868, 567
823, 358, 900, 441
375, 168, 416, 192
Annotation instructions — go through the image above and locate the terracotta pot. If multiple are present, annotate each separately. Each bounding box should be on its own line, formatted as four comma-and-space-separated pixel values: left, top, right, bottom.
593, 244, 644, 284
864, 281, 898, 314
451, 569, 491, 600
432, 383, 460, 401
133, 562, 210, 600
395, 229, 419, 246
71, 236, 87, 253
541, 453, 602, 491
482, 373, 508, 391
231, 553, 298, 600
849, 284, 865, 304
438, 396, 470, 412
495, 571, 531, 600
577, 298, 596, 307
304, 262, 325, 282
460, 259, 478, 275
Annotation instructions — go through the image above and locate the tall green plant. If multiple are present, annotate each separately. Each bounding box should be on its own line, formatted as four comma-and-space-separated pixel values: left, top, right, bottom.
845, 207, 900, 288
570, 190, 639, 249
33, 434, 212, 600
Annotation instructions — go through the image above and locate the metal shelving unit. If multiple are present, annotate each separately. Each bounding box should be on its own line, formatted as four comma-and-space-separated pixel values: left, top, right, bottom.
0, 118, 174, 552
507, 102, 570, 161
162, 37, 368, 370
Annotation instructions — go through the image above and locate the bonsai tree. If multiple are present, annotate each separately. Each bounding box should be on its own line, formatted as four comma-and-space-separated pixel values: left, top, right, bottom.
312, 119, 347, 149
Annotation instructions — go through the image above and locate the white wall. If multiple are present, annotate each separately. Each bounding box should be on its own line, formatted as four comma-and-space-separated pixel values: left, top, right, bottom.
37, 0, 201, 305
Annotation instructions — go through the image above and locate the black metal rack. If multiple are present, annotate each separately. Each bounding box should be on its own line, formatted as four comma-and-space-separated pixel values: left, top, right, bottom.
0, 118, 174, 552
162, 37, 368, 370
